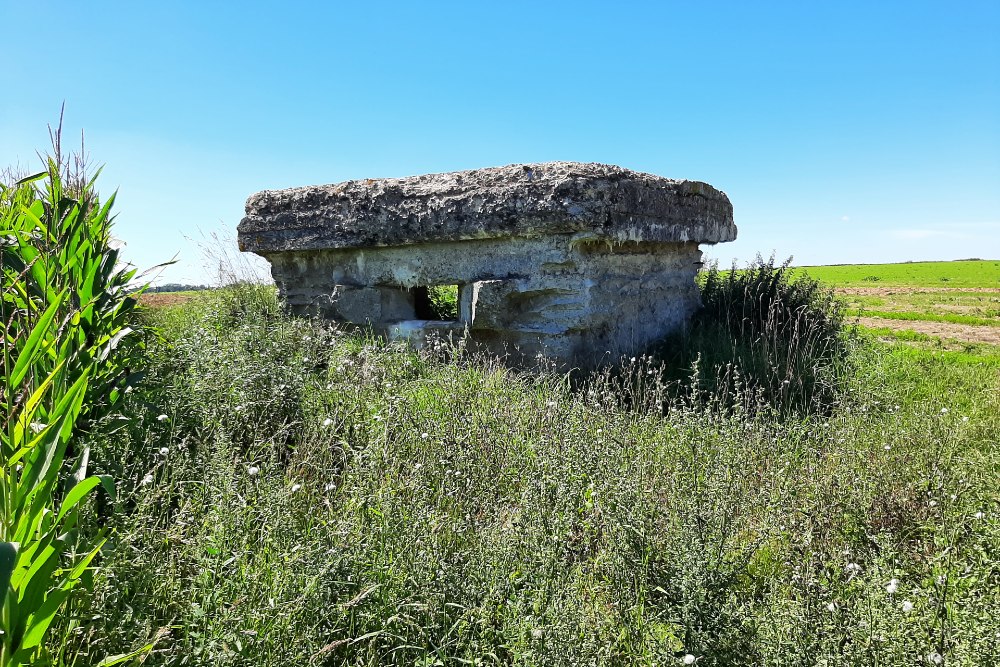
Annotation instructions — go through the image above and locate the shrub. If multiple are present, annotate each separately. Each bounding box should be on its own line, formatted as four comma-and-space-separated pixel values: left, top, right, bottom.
659, 255, 851, 412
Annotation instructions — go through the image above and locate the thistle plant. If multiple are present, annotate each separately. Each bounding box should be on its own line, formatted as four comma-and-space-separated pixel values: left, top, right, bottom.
1, 129, 146, 665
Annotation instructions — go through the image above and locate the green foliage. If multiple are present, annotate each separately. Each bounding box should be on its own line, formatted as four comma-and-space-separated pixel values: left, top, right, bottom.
659, 255, 850, 412
54, 284, 999, 666
1, 148, 145, 665
427, 284, 459, 320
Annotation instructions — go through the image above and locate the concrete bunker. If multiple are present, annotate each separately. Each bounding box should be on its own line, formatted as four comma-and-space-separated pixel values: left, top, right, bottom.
237, 162, 737, 369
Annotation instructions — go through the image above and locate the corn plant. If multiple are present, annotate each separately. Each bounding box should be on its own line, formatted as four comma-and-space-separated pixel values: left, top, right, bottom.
1, 146, 145, 665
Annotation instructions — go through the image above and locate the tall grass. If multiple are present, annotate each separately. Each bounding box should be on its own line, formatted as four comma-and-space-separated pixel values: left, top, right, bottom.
1, 130, 146, 665
52, 283, 999, 665
658, 255, 850, 412
6, 145, 994, 663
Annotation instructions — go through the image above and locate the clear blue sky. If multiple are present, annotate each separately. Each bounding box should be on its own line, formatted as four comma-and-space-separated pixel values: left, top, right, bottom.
3, 0, 998, 283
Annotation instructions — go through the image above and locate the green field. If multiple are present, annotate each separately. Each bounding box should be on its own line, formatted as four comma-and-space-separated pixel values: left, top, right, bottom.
40, 264, 994, 666
793, 259, 1000, 288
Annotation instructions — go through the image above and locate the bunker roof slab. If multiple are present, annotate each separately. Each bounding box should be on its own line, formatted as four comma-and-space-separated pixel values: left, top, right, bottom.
238, 161, 736, 254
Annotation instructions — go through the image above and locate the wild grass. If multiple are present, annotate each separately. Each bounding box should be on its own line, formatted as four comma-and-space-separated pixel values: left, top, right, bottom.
656, 256, 850, 413
47, 279, 1000, 665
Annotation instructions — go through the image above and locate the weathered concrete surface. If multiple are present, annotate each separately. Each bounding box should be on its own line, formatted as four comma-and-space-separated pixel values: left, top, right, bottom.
239, 162, 735, 253
238, 162, 736, 369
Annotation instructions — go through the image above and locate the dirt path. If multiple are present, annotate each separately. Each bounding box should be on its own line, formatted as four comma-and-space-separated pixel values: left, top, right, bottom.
858, 317, 1000, 345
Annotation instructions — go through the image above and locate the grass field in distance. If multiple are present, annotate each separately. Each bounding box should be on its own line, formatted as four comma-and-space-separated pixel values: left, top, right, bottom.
792, 259, 1000, 288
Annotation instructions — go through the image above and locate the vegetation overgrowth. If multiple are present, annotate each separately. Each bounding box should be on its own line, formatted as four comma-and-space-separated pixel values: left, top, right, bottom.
46, 275, 999, 665
1, 131, 147, 665
3, 133, 997, 664
657, 256, 850, 413
791, 260, 1000, 288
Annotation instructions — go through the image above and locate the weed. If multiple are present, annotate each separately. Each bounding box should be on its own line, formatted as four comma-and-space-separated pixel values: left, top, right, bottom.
657, 255, 851, 413
48, 280, 1000, 665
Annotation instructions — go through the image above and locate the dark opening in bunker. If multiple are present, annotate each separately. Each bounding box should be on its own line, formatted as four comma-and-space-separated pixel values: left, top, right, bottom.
411, 284, 460, 321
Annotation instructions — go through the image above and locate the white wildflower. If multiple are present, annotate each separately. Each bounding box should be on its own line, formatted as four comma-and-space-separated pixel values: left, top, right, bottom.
682, 655, 696, 665
322, 417, 334, 427
902, 600, 914, 612
531, 628, 543, 639
414, 462, 423, 471
290, 483, 302, 493
158, 447, 169, 456
961, 416, 969, 422
29, 421, 47, 434
927, 652, 943, 665
248, 465, 260, 476
324, 482, 335, 492
974, 511, 985, 520
156, 414, 169, 422
940, 407, 948, 414
826, 602, 837, 612
421, 432, 429, 440
140, 473, 154, 486
886, 578, 899, 594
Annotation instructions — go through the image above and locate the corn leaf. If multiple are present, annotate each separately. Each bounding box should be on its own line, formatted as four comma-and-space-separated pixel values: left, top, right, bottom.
0, 541, 18, 595
8, 290, 65, 388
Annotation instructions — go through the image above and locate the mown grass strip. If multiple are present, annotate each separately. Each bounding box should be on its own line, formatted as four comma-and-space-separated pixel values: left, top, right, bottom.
863, 310, 1000, 327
